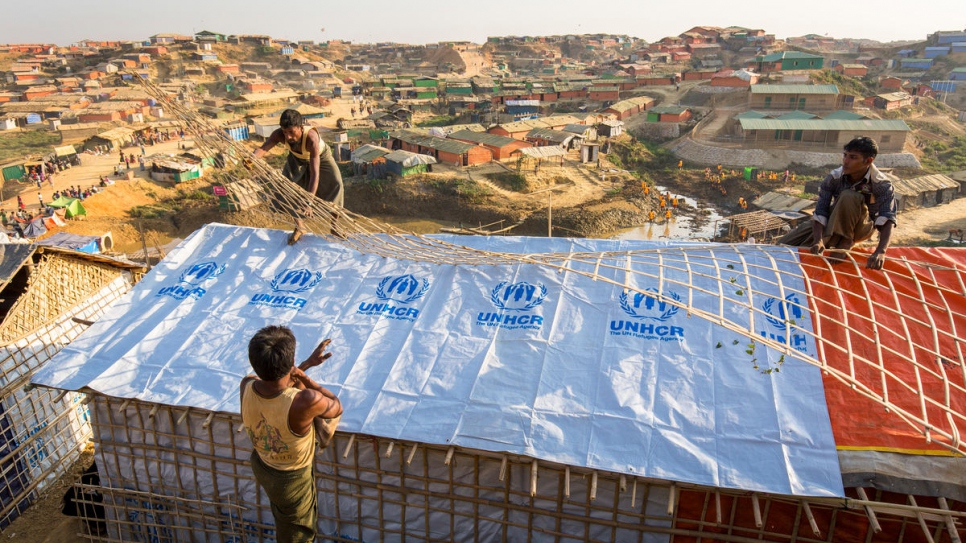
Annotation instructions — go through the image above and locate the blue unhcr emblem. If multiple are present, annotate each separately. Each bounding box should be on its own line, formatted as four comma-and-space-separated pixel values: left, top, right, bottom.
158, 261, 226, 300
763, 293, 805, 330
760, 293, 810, 351
490, 281, 547, 311
250, 268, 323, 311
180, 262, 226, 285
357, 274, 430, 321
619, 288, 680, 321
376, 274, 430, 303
271, 268, 323, 294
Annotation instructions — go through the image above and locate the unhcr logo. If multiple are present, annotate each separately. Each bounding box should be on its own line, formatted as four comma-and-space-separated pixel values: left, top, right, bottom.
760, 294, 809, 352
476, 281, 547, 330
357, 274, 429, 322
250, 268, 323, 311
610, 288, 684, 341
156, 261, 226, 301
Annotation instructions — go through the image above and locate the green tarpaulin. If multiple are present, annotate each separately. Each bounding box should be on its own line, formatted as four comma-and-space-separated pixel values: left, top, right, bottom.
48, 197, 87, 218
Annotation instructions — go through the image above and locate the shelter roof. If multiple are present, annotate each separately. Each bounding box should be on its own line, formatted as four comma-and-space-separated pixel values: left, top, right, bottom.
738, 118, 910, 131
750, 84, 838, 95
390, 130, 476, 154
752, 191, 816, 214
448, 129, 520, 148
892, 174, 960, 196
511, 146, 567, 158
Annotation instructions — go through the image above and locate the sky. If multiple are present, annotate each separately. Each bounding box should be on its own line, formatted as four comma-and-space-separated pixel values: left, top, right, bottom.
2, 0, 963, 47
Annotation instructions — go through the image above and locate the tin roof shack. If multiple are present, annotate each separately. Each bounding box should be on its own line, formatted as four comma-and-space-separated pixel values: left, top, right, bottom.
892, 174, 960, 210
588, 86, 620, 101
149, 155, 208, 183
525, 127, 579, 149
749, 84, 845, 111
447, 129, 532, 160
736, 118, 909, 151
833, 63, 868, 77
0, 246, 142, 528
602, 96, 655, 120
750, 51, 824, 72
751, 191, 817, 220
711, 69, 759, 87
390, 130, 492, 166
596, 119, 624, 137
505, 99, 540, 119
899, 58, 934, 71
873, 92, 913, 111
647, 105, 692, 123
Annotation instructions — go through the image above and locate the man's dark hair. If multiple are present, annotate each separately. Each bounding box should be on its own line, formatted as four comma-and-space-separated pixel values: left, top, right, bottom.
248, 325, 296, 381
844, 136, 878, 159
279, 109, 303, 129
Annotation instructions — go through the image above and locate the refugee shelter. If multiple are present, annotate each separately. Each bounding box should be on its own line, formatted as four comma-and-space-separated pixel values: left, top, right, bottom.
31, 224, 966, 543
892, 173, 960, 210
383, 149, 437, 177
0, 246, 142, 528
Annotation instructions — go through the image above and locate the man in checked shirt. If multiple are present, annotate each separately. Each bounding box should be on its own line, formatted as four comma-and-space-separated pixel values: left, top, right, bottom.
808, 136, 897, 270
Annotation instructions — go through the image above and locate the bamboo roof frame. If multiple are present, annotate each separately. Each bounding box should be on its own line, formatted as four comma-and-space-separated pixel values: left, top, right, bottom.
136, 73, 966, 460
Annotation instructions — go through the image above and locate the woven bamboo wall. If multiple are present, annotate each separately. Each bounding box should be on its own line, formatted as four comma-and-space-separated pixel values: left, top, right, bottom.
84, 396, 963, 543
0, 255, 135, 528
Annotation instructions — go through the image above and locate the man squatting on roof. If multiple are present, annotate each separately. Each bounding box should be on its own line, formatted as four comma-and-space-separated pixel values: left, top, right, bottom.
784, 136, 897, 270
240, 327, 343, 543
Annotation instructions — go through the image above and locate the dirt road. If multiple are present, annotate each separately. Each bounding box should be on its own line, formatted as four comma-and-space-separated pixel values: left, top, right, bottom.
887, 197, 966, 245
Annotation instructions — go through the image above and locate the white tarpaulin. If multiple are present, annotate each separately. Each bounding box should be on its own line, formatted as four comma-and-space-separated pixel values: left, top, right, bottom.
32, 224, 843, 497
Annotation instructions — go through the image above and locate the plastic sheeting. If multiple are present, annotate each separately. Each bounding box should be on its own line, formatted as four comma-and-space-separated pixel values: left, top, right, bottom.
33, 224, 844, 497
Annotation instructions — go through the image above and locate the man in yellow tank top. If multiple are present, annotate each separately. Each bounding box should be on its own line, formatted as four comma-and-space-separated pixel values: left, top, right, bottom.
240, 326, 343, 542
254, 109, 344, 207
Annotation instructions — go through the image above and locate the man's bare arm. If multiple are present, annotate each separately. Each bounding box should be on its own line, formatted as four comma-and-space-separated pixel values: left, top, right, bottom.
305, 130, 322, 195
253, 130, 284, 158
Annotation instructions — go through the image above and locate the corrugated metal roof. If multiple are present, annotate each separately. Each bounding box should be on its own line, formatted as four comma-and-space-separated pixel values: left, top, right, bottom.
776, 111, 817, 120
750, 84, 838, 95
448, 129, 520, 148
390, 130, 476, 154
650, 105, 689, 115
526, 127, 576, 143
893, 174, 959, 195
821, 110, 866, 120
351, 144, 390, 164
735, 110, 770, 119
738, 118, 910, 131
758, 51, 824, 62
511, 146, 568, 158
752, 191, 816, 213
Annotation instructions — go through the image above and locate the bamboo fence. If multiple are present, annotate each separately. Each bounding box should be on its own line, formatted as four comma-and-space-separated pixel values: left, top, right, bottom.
73, 396, 964, 542
0, 252, 139, 528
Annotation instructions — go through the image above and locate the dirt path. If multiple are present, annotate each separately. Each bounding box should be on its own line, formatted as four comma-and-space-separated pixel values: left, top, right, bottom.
888, 197, 966, 245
